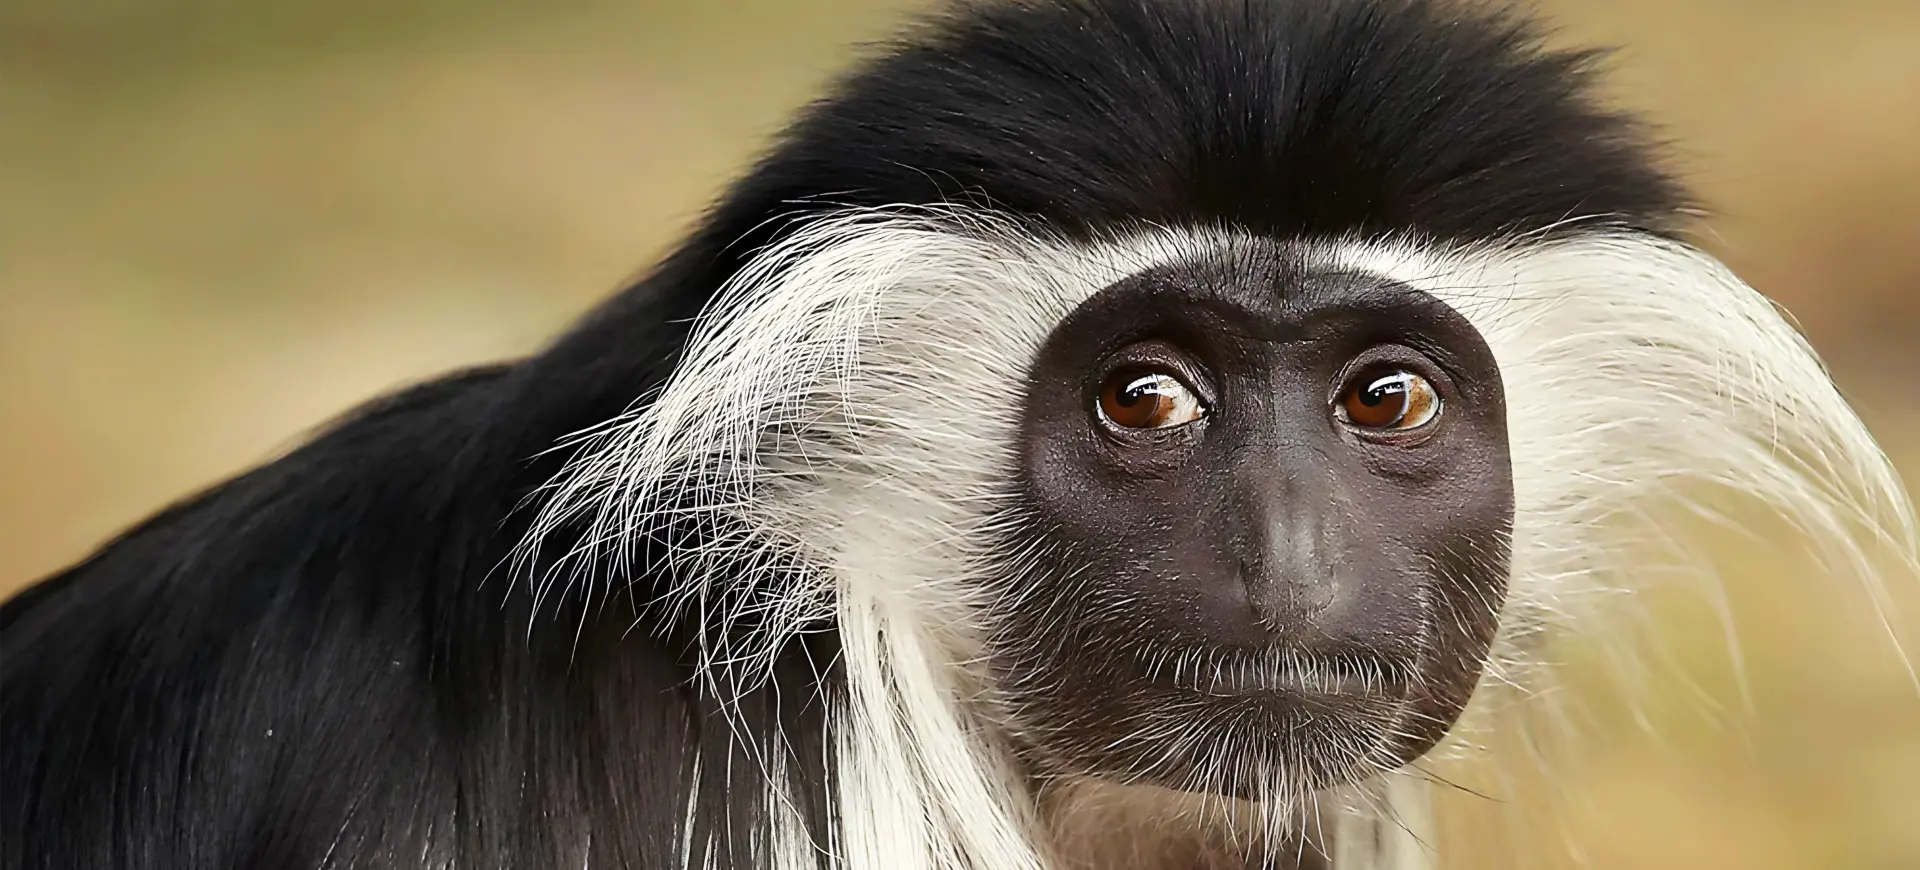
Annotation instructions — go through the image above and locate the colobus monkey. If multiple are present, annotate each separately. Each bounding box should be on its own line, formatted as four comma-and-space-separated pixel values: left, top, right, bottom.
3, 0, 1914, 868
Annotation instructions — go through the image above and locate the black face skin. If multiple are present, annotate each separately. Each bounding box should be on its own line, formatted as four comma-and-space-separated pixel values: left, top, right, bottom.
992, 238, 1514, 799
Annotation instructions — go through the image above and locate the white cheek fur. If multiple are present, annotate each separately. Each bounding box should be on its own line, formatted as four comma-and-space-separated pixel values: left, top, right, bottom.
515, 206, 1916, 870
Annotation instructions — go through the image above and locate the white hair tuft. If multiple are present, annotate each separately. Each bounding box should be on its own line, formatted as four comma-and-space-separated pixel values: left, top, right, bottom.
514, 206, 1916, 870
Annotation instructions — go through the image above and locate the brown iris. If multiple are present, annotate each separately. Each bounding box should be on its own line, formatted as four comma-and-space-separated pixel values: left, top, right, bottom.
1337, 369, 1441, 430
1097, 369, 1205, 430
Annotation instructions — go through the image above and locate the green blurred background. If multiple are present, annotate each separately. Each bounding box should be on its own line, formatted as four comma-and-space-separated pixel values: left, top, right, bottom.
2, 1, 1916, 867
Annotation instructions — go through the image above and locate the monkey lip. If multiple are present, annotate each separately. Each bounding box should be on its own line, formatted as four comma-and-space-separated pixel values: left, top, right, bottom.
1197, 653, 1413, 700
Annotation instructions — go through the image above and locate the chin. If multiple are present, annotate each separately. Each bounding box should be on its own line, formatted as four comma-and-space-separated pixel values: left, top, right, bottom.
1161, 691, 1413, 801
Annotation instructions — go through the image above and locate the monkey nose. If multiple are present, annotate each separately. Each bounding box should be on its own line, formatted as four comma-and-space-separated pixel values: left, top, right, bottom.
1240, 551, 1338, 633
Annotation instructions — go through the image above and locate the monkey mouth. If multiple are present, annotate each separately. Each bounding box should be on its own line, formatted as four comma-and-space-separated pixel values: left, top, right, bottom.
1014, 645, 1425, 798
1207, 663, 1405, 699
1159, 647, 1416, 701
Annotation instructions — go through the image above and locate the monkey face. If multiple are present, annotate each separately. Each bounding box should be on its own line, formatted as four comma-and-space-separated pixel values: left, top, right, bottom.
991, 237, 1514, 800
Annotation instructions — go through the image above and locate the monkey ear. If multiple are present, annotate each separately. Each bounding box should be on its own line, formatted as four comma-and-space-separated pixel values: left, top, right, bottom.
1326, 231, 1919, 696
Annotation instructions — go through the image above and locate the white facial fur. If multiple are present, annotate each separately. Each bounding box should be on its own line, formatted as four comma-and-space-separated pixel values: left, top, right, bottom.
516, 206, 1916, 870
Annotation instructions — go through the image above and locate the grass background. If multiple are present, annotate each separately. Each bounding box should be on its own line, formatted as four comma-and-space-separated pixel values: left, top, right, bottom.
2, 0, 1916, 866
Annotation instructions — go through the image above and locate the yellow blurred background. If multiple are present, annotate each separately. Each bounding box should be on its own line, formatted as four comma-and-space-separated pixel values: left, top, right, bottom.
2, 1, 1916, 867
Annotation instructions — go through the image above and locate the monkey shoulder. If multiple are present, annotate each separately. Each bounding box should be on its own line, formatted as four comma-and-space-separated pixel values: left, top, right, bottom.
0, 363, 711, 869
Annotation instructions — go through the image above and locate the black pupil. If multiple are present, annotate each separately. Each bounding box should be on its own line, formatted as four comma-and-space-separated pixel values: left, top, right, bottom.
1119, 376, 1161, 407
1361, 376, 1407, 407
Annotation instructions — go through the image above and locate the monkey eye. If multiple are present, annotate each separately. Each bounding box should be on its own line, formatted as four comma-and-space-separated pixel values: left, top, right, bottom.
1097, 368, 1207, 430
1335, 369, 1442, 431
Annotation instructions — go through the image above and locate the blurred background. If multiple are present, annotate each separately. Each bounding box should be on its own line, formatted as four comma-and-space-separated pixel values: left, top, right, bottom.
2, 0, 1916, 866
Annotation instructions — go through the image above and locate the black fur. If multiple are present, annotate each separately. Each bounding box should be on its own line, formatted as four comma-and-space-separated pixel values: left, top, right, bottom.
1, 1, 1686, 867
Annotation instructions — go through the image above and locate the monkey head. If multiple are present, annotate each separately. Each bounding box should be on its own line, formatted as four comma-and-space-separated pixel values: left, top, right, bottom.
991, 240, 1512, 799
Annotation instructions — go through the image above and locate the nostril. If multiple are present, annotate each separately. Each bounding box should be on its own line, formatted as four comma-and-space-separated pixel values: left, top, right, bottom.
1237, 558, 1283, 627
